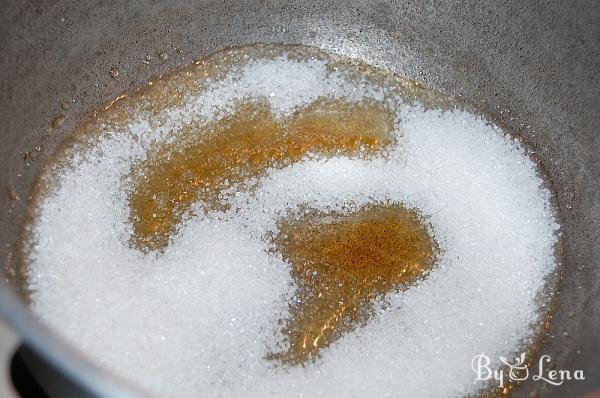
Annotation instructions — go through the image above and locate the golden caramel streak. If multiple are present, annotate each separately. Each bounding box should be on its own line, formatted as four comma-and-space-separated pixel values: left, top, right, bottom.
128, 100, 394, 251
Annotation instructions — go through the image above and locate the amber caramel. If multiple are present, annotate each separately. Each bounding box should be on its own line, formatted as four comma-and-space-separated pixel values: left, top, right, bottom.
268, 204, 436, 365
126, 97, 436, 365
128, 99, 394, 251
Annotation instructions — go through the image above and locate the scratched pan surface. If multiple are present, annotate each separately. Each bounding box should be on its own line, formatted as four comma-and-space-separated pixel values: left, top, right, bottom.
0, 1, 599, 397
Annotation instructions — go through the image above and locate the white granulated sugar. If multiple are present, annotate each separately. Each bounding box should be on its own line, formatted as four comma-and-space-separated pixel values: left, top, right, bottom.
26, 51, 559, 398
148, 56, 385, 137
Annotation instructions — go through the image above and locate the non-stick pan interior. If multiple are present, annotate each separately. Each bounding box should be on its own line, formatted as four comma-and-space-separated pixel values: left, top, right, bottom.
1, 1, 599, 397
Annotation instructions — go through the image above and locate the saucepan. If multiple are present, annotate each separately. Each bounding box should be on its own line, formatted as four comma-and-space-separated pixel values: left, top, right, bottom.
0, 1, 598, 397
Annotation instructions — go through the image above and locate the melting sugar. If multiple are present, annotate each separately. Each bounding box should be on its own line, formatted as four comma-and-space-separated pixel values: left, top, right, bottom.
25, 45, 559, 398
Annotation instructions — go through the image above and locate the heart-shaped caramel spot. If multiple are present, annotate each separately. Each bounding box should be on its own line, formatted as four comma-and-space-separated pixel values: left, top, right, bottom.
269, 204, 437, 365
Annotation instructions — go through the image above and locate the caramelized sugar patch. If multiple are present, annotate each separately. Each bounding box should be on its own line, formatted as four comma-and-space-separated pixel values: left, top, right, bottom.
129, 100, 394, 251
269, 204, 437, 365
